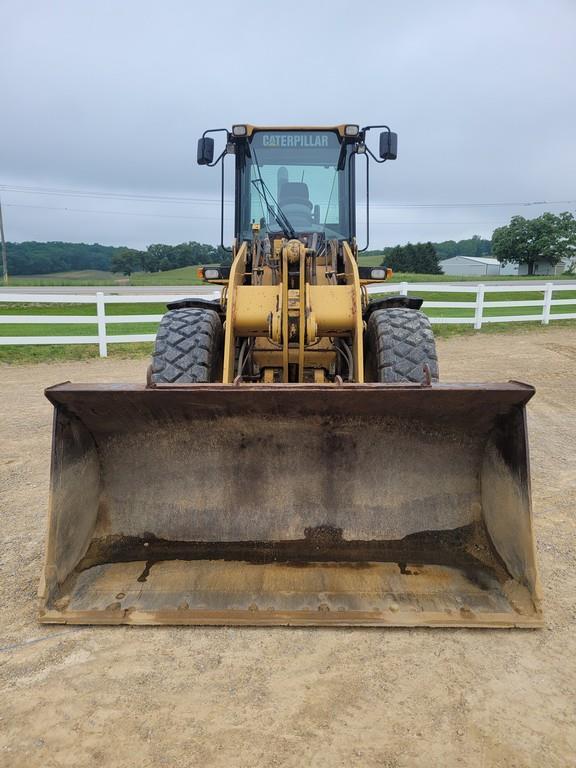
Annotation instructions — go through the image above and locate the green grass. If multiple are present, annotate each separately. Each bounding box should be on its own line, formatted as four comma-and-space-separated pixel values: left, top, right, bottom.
8, 270, 125, 286
130, 266, 204, 285
0, 301, 167, 317
432, 319, 576, 339
8, 263, 576, 288
401, 289, 576, 319
0, 302, 95, 316
15, 269, 116, 280
357, 253, 388, 267
5, 266, 204, 287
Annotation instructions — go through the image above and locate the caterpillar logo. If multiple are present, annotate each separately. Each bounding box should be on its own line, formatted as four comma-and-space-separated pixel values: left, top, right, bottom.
261, 134, 330, 148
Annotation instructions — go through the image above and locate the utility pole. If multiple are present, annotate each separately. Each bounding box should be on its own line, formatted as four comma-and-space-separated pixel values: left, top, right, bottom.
0, 195, 7, 285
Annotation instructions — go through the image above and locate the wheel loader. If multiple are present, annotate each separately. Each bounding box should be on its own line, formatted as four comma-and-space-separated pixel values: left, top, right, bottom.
39, 124, 542, 627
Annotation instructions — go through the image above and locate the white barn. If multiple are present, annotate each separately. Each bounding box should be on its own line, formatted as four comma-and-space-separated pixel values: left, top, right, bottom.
500, 258, 571, 276
440, 255, 572, 277
439, 256, 502, 276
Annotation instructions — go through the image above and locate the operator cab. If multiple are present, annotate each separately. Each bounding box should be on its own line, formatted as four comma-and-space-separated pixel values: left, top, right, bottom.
197, 123, 398, 250
235, 127, 356, 243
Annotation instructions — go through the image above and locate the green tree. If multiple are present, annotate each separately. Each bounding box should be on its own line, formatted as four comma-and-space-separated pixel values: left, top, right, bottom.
434, 237, 491, 260
492, 212, 576, 275
382, 245, 404, 271
404, 243, 417, 272
381, 242, 441, 274
420, 242, 442, 274
111, 248, 144, 276
142, 244, 169, 272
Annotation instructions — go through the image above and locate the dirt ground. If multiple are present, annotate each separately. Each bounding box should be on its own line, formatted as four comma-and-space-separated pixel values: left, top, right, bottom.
1, 327, 575, 768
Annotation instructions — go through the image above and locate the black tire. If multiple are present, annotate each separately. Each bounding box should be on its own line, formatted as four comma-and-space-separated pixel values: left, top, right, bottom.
151, 308, 223, 383
365, 308, 439, 383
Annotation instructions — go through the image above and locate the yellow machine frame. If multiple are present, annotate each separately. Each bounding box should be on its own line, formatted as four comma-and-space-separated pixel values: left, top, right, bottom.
219, 236, 367, 383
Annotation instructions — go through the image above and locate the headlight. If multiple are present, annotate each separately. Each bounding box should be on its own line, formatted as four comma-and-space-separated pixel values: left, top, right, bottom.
344, 124, 360, 137
232, 124, 247, 137
204, 268, 220, 279
370, 268, 387, 280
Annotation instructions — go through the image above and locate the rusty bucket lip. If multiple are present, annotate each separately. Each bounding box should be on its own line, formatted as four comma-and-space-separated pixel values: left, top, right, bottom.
45, 380, 535, 402
44, 381, 536, 433
44, 381, 536, 440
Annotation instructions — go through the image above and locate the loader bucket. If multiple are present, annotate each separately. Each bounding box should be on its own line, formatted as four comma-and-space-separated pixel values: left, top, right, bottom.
39, 382, 542, 628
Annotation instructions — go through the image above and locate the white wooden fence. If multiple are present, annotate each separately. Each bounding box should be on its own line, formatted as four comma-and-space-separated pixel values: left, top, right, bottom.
366, 281, 576, 328
0, 291, 220, 357
0, 282, 575, 357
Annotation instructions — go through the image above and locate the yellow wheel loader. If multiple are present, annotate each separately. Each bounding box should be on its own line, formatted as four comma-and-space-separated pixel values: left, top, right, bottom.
39, 124, 542, 627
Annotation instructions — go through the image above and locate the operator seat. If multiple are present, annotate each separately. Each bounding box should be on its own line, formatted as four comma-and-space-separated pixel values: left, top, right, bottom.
278, 182, 314, 228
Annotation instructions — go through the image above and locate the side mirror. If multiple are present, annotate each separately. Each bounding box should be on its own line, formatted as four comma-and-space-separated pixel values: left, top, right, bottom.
379, 131, 398, 160
197, 137, 215, 165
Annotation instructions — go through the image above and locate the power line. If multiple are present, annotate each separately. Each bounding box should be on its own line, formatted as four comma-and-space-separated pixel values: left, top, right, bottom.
3, 202, 512, 226
0, 196, 7, 284
4, 203, 219, 221
0, 184, 226, 206
0, 184, 575, 210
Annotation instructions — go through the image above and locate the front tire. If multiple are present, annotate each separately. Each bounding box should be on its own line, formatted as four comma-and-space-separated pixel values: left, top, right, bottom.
151, 308, 223, 383
365, 308, 439, 383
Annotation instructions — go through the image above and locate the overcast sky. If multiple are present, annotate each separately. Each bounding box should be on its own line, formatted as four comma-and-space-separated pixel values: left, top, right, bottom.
2, 0, 576, 249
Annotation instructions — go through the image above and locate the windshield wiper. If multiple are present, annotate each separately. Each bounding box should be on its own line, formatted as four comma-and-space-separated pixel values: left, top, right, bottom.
250, 179, 297, 240
250, 148, 297, 239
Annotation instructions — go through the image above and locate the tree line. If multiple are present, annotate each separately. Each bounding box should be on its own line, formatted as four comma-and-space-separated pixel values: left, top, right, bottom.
380, 242, 442, 274
6, 240, 231, 276
5, 241, 122, 275
6, 213, 575, 276
110, 242, 232, 276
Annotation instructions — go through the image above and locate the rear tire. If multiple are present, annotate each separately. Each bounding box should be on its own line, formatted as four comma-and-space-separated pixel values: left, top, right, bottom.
365, 308, 439, 383
151, 308, 223, 383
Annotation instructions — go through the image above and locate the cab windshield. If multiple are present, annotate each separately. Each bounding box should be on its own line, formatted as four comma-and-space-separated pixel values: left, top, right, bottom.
236, 130, 354, 241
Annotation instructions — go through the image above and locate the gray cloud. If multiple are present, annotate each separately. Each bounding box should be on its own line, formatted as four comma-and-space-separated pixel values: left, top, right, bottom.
2, 0, 575, 248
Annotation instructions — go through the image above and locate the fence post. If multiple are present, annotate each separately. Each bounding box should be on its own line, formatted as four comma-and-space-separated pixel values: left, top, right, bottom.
542, 282, 553, 325
400, 281, 408, 297
474, 284, 485, 330
96, 291, 108, 357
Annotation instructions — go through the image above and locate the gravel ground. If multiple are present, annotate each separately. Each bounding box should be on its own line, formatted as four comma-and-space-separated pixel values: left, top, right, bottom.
0, 327, 575, 768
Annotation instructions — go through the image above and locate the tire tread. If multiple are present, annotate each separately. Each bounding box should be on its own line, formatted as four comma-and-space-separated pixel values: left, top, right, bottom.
366, 308, 439, 383
151, 308, 222, 383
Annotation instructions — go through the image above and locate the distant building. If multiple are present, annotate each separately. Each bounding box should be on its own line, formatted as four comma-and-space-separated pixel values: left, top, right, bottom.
500, 258, 571, 276
439, 255, 571, 276
439, 256, 502, 276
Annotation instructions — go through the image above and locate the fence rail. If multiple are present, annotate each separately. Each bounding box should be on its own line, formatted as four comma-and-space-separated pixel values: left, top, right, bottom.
0, 282, 575, 357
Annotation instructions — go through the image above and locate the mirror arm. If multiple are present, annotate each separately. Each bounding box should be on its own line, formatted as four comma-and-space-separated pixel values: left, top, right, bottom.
366, 145, 387, 165
361, 124, 391, 133
357, 151, 371, 253
203, 129, 230, 168
202, 127, 228, 139
218, 153, 232, 252
207, 148, 227, 168
361, 124, 393, 163
199, 128, 232, 252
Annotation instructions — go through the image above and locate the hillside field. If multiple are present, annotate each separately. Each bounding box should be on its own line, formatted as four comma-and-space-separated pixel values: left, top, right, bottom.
4, 259, 576, 287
